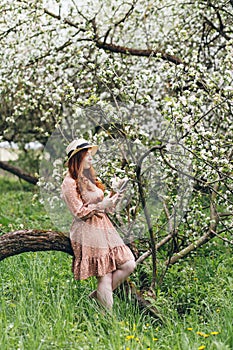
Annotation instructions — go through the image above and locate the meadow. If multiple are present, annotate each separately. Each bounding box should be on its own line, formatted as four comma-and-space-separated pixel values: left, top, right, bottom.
0, 177, 232, 350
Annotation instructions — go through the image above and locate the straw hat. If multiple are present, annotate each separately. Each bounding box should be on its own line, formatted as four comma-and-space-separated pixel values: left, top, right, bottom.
66, 138, 98, 161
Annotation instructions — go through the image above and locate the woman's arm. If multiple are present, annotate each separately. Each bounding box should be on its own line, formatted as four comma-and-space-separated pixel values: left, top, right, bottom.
61, 177, 117, 220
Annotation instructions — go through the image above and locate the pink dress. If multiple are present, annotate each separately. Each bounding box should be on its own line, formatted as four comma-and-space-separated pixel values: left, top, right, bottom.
61, 173, 135, 280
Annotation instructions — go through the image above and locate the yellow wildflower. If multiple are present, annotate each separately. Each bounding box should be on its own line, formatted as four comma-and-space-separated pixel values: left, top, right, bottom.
198, 346, 206, 350
125, 335, 134, 340
126, 347, 130, 350
187, 327, 193, 331
196, 332, 205, 336
196, 331, 209, 337
153, 337, 158, 341
210, 331, 220, 335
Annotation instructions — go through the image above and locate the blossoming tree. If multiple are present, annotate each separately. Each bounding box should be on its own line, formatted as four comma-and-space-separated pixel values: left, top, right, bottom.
0, 0, 232, 290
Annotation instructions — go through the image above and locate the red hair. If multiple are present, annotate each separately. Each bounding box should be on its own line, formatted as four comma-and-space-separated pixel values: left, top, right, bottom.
67, 148, 105, 195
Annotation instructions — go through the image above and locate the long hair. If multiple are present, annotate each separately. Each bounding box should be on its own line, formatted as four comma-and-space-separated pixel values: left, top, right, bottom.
67, 148, 105, 195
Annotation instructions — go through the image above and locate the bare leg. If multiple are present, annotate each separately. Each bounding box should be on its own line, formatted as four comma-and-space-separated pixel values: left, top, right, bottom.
96, 272, 113, 310
112, 260, 136, 291
89, 260, 135, 305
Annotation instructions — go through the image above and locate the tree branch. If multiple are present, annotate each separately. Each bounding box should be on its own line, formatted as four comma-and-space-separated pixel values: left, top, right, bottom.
44, 8, 183, 65
95, 40, 183, 65
165, 182, 219, 265
210, 228, 233, 245
135, 232, 174, 265
0, 11, 38, 39
136, 146, 166, 287
0, 161, 38, 185
0, 229, 73, 261
44, 8, 86, 30
203, 15, 231, 40
103, 1, 137, 43
159, 148, 233, 205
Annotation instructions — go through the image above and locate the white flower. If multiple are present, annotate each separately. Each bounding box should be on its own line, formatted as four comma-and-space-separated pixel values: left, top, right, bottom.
189, 94, 196, 103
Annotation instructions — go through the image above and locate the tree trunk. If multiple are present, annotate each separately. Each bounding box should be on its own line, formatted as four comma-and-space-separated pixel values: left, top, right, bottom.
0, 229, 73, 261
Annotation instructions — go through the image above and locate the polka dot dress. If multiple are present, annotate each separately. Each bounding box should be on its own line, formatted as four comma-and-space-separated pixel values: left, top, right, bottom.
61, 174, 135, 280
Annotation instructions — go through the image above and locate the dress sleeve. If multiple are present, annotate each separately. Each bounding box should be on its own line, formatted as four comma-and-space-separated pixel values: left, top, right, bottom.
61, 176, 103, 220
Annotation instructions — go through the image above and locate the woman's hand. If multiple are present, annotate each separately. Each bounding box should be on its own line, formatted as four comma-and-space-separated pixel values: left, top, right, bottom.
100, 193, 119, 209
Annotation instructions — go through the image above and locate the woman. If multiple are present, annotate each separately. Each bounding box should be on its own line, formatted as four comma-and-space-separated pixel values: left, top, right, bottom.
61, 138, 136, 310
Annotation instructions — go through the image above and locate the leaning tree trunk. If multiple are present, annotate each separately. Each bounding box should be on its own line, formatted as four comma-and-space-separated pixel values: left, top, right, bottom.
0, 229, 73, 261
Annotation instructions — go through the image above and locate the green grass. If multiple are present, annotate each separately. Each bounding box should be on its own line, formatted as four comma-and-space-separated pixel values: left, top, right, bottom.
0, 177, 232, 350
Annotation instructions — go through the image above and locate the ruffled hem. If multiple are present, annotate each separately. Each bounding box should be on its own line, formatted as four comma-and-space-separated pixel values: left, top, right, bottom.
72, 245, 135, 280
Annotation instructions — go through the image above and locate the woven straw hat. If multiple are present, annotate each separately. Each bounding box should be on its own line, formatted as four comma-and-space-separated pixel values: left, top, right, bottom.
66, 138, 98, 161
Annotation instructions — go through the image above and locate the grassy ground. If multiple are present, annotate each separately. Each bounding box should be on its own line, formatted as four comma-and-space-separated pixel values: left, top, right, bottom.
0, 177, 232, 350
